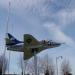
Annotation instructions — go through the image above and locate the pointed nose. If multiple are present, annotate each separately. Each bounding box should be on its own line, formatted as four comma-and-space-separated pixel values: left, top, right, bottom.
55, 43, 61, 47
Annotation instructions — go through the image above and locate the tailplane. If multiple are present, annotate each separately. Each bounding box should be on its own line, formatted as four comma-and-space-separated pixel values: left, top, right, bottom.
5, 33, 22, 46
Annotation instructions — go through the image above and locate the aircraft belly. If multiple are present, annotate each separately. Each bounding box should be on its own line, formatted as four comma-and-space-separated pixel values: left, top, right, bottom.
7, 45, 23, 52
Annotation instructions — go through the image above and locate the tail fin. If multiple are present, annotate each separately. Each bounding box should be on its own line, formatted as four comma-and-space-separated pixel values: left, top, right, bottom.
5, 33, 22, 46
24, 34, 39, 46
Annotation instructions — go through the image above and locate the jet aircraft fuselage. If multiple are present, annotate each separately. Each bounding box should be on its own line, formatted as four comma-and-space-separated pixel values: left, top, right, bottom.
6, 33, 62, 60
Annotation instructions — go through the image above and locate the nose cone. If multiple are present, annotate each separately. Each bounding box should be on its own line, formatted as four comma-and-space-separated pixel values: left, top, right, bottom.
48, 40, 63, 48
55, 43, 61, 47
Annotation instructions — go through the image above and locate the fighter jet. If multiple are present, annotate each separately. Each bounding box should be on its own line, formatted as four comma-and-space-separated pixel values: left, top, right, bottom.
5, 33, 62, 60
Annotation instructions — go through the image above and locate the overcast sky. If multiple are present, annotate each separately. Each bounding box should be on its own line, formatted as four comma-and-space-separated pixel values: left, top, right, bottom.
0, 0, 75, 74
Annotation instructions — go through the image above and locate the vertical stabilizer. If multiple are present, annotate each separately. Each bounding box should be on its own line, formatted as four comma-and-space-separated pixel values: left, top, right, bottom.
5, 33, 22, 46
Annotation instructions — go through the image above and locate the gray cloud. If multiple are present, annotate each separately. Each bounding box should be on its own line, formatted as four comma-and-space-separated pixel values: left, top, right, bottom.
44, 22, 75, 48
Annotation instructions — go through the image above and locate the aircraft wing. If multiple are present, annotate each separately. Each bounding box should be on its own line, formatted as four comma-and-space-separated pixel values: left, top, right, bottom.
23, 34, 42, 60
23, 45, 47, 60
23, 34, 51, 60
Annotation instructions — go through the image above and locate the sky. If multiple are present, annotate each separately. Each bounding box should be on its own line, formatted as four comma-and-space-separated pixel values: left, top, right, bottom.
0, 0, 75, 74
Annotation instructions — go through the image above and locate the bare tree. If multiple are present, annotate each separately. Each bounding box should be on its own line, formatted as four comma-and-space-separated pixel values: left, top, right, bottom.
0, 54, 8, 74
27, 60, 35, 75
38, 54, 55, 75
24, 54, 55, 75
61, 59, 72, 75
19, 55, 29, 75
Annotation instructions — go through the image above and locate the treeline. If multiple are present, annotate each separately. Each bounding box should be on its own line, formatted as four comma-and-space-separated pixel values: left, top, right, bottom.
0, 54, 7, 75
0, 54, 72, 75
19, 55, 72, 75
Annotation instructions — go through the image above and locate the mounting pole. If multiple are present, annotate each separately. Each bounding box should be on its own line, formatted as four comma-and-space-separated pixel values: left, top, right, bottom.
34, 50, 38, 75
24, 60, 28, 75
7, 2, 11, 74
2, 2, 11, 75
56, 56, 63, 75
